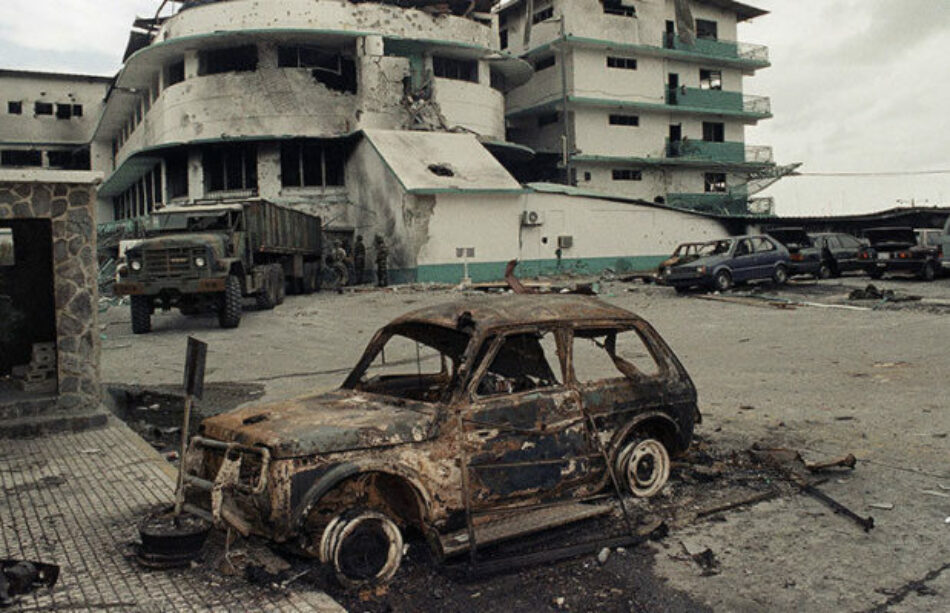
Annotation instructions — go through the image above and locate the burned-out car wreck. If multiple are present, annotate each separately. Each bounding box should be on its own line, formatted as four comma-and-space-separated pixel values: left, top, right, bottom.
181, 296, 698, 586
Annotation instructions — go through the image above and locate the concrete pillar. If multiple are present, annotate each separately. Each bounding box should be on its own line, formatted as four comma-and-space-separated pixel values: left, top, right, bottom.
184, 50, 199, 80
187, 149, 203, 202
257, 144, 282, 201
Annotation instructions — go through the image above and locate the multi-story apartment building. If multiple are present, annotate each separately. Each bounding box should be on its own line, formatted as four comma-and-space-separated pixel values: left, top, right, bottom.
499, 0, 773, 215
0, 70, 110, 178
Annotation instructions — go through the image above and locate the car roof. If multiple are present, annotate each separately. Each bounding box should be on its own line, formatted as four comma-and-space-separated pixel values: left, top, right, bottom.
389, 295, 643, 331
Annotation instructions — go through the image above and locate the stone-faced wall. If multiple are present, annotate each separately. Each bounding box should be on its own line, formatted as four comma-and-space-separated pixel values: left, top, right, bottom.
0, 181, 100, 412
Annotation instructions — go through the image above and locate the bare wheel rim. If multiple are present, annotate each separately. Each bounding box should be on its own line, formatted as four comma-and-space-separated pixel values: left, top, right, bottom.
321, 511, 403, 587
618, 439, 671, 498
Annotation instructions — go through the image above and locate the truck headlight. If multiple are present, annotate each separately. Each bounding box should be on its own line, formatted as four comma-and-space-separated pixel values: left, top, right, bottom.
130, 260, 142, 271
194, 256, 206, 268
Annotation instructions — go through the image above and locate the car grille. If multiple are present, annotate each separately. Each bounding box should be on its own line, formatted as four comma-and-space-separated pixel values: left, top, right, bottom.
144, 247, 203, 278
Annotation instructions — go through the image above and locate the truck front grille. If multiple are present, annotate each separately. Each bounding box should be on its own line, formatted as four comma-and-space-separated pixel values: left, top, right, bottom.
144, 247, 203, 277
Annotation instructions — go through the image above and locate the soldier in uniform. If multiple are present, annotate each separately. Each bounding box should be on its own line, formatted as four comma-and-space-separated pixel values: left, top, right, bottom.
352, 235, 366, 285
374, 235, 388, 287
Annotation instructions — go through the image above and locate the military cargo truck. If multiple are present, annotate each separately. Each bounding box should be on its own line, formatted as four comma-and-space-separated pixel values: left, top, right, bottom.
113, 201, 321, 333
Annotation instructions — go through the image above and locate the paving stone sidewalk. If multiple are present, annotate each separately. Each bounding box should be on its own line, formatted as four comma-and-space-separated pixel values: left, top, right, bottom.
0, 417, 343, 612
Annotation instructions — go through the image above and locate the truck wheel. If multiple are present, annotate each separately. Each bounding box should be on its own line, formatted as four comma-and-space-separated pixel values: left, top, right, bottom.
130, 296, 151, 334
256, 270, 277, 310
319, 508, 404, 589
274, 265, 286, 304
920, 261, 936, 282
219, 275, 242, 329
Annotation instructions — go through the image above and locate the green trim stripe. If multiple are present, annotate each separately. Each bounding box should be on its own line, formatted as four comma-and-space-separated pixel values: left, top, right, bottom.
414, 254, 666, 284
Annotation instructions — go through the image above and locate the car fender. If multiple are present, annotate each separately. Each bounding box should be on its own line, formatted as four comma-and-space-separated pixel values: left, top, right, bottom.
290, 460, 432, 533
609, 411, 682, 456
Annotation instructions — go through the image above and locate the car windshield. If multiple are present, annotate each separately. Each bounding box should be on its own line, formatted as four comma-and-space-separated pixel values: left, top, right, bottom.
147, 211, 234, 234
346, 322, 472, 403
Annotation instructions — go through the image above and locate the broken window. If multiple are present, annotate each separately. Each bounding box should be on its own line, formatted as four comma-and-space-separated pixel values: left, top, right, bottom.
47, 147, 90, 170
475, 331, 562, 397
432, 56, 478, 83
602, 0, 636, 17
532, 5, 554, 24
7, 101, 22, 115
753, 237, 776, 252
166, 152, 189, 200
572, 327, 660, 383
166, 60, 185, 86
427, 164, 454, 177
350, 322, 470, 402
704, 172, 727, 193
55, 103, 73, 120
281, 141, 345, 188
499, 29, 509, 50
0, 228, 13, 266
609, 114, 639, 126
696, 19, 718, 40
198, 45, 258, 76
203, 144, 258, 194
34, 102, 53, 116
699, 69, 722, 90
537, 112, 559, 128
702, 122, 725, 142
278, 45, 357, 93
611, 169, 642, 181
534, 55, 556, 71
0, 150, 42, 167
606, 56, 637, 70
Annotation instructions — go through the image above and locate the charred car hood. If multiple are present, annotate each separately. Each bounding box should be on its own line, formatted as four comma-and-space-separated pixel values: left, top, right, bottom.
199, 389, 438, 458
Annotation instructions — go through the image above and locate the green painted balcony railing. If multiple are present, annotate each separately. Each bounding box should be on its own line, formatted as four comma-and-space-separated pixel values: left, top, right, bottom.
666, 139, 745, 162
662, 33, 770, 64
666, 87, 771, 116
666, 187, 751, 216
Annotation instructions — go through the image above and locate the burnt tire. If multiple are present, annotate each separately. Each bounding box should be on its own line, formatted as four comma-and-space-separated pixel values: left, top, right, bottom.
319, 509, 404, 589
772, 264, 789, 286
920, 261, 936, 282
713, 269, 732, 292
616, 437, 671, 498
218, 275, 242, 329
256, 276, 276, 310
130, 296, 151, 334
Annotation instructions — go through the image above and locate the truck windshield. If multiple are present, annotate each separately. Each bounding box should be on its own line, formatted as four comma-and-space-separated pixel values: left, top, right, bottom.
147, 211, 233, 233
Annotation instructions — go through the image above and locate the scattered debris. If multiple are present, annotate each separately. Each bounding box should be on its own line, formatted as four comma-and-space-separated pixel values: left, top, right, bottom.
868, 503, 894, 510
921, 490, 950, 499
0, 559, 59, 607
596, 547, 611, 565
136, 508, 211, 568
848, 284, 921, 302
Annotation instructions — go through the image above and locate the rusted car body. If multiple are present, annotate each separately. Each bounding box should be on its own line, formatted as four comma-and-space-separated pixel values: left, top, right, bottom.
182, 295, 698, 586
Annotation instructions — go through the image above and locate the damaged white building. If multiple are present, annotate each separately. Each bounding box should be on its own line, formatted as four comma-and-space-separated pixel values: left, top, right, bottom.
1, 0, 774, 283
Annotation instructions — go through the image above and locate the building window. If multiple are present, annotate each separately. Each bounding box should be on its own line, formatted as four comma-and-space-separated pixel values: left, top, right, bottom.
7, 101, 22, 115
47, 147, 91, 170
432, 56, 478, 83
532, 5, 554, 24
1, 150, 43, 167
166, 60, 185, 86
490, 71, 506, 91
166, 152, 189, 200
609, 114, 639, 126
700, 69, 722, 90
34, 102, 53, 116
534, 55, 556, 71
702, 122, 725, 142
602, 0, 636, 17
198, 45, 258, 76
704, 172, 727, 192
499, 29, 508, 50
537, 112, 559, 128
281, 141, 345, 188
696, 19, 718, 40
277, 46, 357, 93
606, 56, 637, 70
203, 144, 258, 194
612, 169, 642, 181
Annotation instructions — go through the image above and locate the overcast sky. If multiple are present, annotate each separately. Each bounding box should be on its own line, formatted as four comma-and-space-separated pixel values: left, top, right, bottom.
1, 0, 948, 216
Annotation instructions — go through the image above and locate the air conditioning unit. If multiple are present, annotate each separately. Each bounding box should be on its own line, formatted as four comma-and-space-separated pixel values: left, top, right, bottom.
521, 210, 544, 226
557, 235, 573, 249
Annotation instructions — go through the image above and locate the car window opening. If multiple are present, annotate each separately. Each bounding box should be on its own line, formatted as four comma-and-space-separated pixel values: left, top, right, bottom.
476, 332, 561, 397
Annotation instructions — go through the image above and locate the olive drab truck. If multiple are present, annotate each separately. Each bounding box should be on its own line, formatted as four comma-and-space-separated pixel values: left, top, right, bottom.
113, 201, 322, 333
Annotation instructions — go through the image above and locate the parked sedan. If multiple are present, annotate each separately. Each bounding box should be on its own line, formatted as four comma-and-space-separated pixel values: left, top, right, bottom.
809, 232, 871, 277
182, 296, 698, 587
767, 228, 824, 278
663, 235, 790, 292
864, 227, 942, 281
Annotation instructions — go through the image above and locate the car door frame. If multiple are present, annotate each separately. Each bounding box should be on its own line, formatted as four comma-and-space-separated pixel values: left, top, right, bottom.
457, 325, 596, 510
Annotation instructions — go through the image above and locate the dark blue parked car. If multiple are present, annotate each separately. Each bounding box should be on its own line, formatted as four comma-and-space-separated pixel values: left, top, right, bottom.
663, 235, 791, 292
